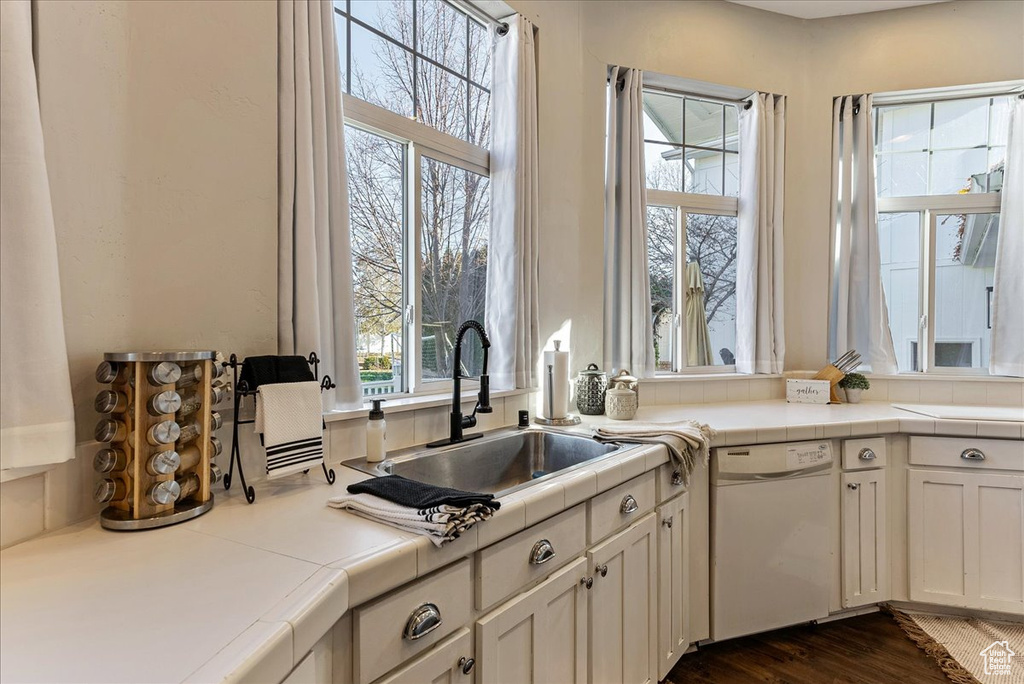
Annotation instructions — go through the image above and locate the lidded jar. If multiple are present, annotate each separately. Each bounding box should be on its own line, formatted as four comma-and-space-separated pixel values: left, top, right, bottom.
574, 363, 608, 416
605, 387, 638, 421
608, 369, 640, 406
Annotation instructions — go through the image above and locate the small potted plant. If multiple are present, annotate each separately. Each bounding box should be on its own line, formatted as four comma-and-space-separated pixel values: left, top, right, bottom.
839, 372, 870, 404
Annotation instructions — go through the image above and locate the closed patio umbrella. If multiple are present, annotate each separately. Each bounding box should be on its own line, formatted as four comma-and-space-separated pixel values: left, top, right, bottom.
686, 262, 714, 367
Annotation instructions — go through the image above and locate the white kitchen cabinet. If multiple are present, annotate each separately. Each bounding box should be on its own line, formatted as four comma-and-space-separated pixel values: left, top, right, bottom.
476, 557, 588, 684
908, 468, 1024, 613
588, 514, 658, 684
841, 469, 889, 608
656, 492, 690, 680
374, 629, 474, 684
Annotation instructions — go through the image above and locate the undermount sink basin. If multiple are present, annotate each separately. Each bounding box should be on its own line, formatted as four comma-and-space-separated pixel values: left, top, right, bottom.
341, 427, 630, 497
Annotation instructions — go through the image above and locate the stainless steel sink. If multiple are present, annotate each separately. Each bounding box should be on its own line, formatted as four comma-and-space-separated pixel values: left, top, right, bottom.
341, 427, 630, 497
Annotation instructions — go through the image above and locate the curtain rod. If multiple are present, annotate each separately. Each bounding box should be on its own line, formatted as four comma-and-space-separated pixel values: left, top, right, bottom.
637, 83, 753, 109
873, 86, 1024, 107
446, 0, 509, 35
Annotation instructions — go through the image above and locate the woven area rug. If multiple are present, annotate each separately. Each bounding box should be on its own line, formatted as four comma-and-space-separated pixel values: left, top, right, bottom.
886, 605, 1024, 684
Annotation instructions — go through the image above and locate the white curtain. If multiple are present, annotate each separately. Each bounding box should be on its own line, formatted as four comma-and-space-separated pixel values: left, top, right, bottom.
0, 0, 76, 473
486, 15, 539, 391
735, 93, 786, 374
278, 0, 361, 408
604, 66, 655, 378
990, 95, 1024, 377
827, 94, 898, 375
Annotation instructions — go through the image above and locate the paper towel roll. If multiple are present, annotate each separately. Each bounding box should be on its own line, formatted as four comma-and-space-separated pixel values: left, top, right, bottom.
542, 341, 569, 419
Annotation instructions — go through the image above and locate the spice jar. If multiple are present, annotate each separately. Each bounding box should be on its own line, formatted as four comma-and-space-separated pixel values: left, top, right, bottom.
574, 363, 608, 415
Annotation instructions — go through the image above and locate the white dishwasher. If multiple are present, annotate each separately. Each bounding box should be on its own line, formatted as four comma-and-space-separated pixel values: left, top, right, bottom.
711, 440, 833, 641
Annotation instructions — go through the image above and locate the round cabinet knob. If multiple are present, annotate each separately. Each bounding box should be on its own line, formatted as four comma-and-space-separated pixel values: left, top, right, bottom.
596, 564, 608, 577
620, 494, 639, 515
662, 516, 674, 529
848, 482, 859, 490
858, 448, 876, 460
529, 539, 556, 565
961, 448, 986, 461
403, 603, 442, 641
580, 576, 593, 589
671, 470, 684, 487
458, 657, 475, 675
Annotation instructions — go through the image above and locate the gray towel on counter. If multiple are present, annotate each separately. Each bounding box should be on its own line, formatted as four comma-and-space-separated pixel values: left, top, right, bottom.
594, 420, 715, 486
346, 475, 499, 510
327, 492, 497, 547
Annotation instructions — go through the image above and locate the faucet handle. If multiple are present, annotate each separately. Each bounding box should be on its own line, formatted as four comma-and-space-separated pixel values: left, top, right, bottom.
477, 375, 492, 413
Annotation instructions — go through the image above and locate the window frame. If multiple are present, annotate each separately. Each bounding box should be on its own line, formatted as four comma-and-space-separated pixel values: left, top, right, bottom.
337, 0, 493, 398
875, 99, 1003, 376
647, 189, 739, 375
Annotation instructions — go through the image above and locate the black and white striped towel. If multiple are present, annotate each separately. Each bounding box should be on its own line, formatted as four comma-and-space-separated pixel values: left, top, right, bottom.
254, 381, 324, 479
327, 492, 498, 547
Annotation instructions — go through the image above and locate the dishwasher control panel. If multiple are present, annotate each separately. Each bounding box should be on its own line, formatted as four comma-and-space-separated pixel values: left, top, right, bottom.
786, 442, 832, 469
713, 440, 834, 480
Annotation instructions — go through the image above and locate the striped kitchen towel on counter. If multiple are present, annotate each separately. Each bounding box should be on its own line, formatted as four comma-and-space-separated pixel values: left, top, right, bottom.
254, 380, 324, 479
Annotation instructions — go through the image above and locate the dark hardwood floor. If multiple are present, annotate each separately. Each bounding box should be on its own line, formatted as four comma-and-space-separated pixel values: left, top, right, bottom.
666, 612, 951, 684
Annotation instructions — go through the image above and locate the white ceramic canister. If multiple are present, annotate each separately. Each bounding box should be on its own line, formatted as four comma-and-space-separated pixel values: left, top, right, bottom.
605, 387, 638, 420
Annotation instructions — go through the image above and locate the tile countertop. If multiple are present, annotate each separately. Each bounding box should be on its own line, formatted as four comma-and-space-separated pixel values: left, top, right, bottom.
2, 400, 1021, 684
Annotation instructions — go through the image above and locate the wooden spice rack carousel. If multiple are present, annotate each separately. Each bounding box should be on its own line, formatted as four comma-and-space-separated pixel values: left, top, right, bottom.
94, 351, 220, 530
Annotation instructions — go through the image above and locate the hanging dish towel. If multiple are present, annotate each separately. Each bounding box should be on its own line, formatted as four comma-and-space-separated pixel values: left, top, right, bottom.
255, 380, 324, 479
594, 420, 715, 486
327, 492, 498, 547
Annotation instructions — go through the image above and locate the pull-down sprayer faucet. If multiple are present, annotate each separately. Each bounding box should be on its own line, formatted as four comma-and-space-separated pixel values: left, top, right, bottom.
425, 320, 492, 448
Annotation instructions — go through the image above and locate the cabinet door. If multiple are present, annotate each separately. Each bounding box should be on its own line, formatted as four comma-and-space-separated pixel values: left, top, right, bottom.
908, 469, 1024, 613
657, 493, 690, 680
841, 469, 889, 608
375, 629, 473, 684
588, 514, 658, 684
476, 557, 588, 684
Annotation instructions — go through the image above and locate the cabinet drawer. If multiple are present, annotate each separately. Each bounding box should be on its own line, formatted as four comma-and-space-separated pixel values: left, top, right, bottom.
588, 470, 656, 543
656, 462, 689, 503
910, 436, 1024, 472
353, 559, 471, 684
842, 437, 887, 470
476, 504, 586, 611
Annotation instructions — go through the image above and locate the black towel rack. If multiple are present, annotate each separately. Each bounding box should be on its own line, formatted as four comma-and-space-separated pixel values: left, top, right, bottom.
222, 352, 336, 504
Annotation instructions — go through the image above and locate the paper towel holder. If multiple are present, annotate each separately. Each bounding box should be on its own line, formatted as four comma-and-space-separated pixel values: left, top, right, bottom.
535, 340, 581, 426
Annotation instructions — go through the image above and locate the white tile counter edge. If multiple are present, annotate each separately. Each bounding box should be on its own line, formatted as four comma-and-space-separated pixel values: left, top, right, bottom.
2, 400, 1021, 684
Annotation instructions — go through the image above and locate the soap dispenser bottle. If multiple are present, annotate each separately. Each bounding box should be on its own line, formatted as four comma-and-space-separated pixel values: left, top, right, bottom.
366, 399, 387, 463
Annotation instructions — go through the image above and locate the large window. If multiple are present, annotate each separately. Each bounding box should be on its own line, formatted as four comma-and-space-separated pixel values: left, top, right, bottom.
336, 0, 493, 396
644, 87, 740, 372
874, 94, 1008, 374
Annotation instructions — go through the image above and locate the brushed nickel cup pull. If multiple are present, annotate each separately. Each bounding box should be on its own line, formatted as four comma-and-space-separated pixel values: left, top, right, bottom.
529, 539, 556, 565
458, 657, 475, 675
848, 482, 859, 490
671, 470, 684, 486
961, 448, 985, 461
596, 564, 608, 577
403, 603, 442, 641
858, 448, 876, 460
620, 494, 639, 514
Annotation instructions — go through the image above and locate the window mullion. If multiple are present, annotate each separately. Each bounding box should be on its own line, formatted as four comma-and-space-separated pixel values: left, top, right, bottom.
408, 143, 423, 393
676, 208, 687, 371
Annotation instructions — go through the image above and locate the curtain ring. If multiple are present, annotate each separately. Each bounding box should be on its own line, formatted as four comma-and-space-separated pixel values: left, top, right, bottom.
495, 22, 509, 37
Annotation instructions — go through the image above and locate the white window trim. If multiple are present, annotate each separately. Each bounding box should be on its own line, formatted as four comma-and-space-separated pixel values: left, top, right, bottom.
878, 193, 1000, 376
342, 90, 491, 399
648, 190, 738, 375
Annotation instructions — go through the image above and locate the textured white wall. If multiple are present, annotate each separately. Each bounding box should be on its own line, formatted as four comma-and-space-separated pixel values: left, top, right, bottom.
0, 0, 278, 548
